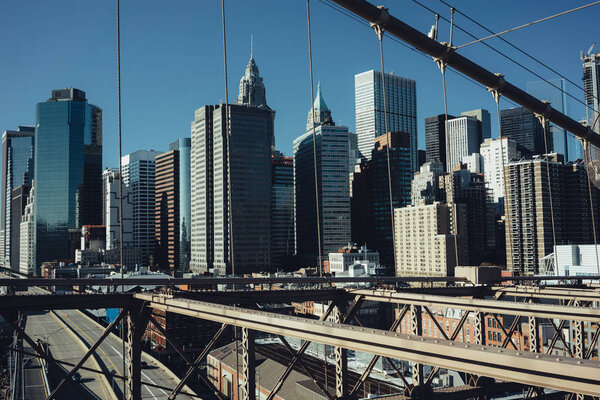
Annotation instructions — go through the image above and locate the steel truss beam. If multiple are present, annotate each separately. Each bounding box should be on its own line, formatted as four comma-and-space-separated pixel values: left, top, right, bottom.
138, 294, 600, 396
47, 310, 125, 400
349, 305, 409, 396
353, 289, 600, 321
0, 293, 134, 311
329, 0, 600, 147
492, 286, 600, 302
146, 315, 223, 399
266, 300, 336, 400
241, 328, 255, 400
167, 322, 228, 400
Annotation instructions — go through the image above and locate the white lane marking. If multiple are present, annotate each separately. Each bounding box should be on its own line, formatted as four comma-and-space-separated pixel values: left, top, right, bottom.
107, 344, 167, 398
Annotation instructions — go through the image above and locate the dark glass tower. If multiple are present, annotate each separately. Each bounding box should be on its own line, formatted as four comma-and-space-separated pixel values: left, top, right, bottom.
34, 88, 102, 265
501, 107, 552, 157
425, 114, 454, 172
1, 126, 34, 271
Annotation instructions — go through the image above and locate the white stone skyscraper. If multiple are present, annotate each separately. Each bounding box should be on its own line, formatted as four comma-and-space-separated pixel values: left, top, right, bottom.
294, 85, 351, 266
480, 137, 520, 204
355, 70, 418, 170
121, 150, 162, 264
446, 116, 480, 172
191, 57, 274, 275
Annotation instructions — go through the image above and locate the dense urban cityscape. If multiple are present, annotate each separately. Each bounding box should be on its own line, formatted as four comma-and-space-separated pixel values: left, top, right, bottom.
2, 1, 600, 399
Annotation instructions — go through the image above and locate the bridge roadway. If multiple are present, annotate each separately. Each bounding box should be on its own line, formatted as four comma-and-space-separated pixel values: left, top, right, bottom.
52, 308, 196, 399
24, 311, 114, 399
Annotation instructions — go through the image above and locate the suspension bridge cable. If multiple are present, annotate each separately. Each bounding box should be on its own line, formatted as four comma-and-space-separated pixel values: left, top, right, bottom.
410, 0, 595, 117
492, 90, 514, 271
456, 1, 600, 49
307, 0, 324, 276
220, 0, 241, 390
373, 23, 398, 272
539, 116, 558, 274
438, 0, 600, 104
318, 0, 523, 111
116, 0, 127, 396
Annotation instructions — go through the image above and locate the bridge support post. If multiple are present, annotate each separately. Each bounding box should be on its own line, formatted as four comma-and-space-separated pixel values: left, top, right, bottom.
573, 301, 585, 400
126, 303, 150, 400
474, 311, 485, 345
410, 305, 423, 386
241, 327, 255, 400
528, 315, 538, 353
333, 306, 348, 398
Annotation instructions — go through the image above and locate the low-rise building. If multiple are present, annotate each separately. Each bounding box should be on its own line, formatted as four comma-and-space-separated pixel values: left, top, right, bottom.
328, 244, 379, 274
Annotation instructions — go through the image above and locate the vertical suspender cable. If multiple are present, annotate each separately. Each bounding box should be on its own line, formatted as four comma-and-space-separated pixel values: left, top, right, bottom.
539, 117, 558, 274
374, 26, 397, 271
584, 141, 600, 275
439, 65, 460, 267
116, 0, 127, 396
220, 0, 241, 391
306, 0, 323, 276
493, 93, 514, 272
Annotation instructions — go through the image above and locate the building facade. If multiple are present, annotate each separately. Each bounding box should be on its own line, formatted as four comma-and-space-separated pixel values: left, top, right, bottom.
171, 138, 191, 271
394, 202, 467, 278
445, 116, 481, 172
103, 169, 134, 252
460, 109, 491, 142
34, 88, 102, 265
501, 107, 552, 157
480, 137, 521, 204
505, 155, 600, 275
582, 52, 600, 133
425, 114, 454, 171
19, 184, 34, 276
155, 150, 179, 272
294, 85, 351, 267
1, 126, 34, 270
191, 57, 273, 275
355, 70, 418, 171
122, 150, 162, 265
411, 160, 444, 205
271, 152, 294, 268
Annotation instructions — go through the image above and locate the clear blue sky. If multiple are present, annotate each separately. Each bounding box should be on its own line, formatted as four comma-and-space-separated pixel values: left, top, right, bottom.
1, 0, 598, 168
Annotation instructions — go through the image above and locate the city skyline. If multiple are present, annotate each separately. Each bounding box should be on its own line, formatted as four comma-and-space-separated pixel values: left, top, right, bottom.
2, 0, 598, 169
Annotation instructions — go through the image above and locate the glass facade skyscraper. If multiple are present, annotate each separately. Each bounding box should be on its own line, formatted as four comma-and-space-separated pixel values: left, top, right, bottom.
527, 79, 581, 161
500, 107, 552, 157
34, 88, 102, 265
271, 152, 294, 268
355, 70, 418, 171
294, 85, 351, 267
1, 126, 34, 271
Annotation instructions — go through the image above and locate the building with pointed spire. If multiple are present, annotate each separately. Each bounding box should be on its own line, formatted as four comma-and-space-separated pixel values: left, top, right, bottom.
294, 84, 352, 268
191, 57, 274, 275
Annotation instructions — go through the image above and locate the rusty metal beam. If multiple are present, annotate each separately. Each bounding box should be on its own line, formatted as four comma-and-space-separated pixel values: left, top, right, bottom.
138, 294, 600, 396
354, 289, 600, 321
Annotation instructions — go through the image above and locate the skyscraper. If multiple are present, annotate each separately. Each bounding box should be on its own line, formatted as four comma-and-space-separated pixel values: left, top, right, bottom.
411, 160, 444, 205
582, 52, 600, 133
20, 184, 34, 276
35, 88, 102, 265
367, 132, 413, 267
1, 126, 34, 271
480, 137, 520, 204
501, 107, 552, 157
122, 150, 162, 265
527, 79, 581, 161
170, 138, 191, 271
155, 150, 179, 271
461, 109, 491, 142
425, 114, 454, 171
445, 116, 480, 171
505, 154, 600, 275
191, 57, 273, 275
294, 85, 351, 266
103, 169, 133, 251
271, 152, 294, 268
394, 202, 467, 278
355, 70, 418, 171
